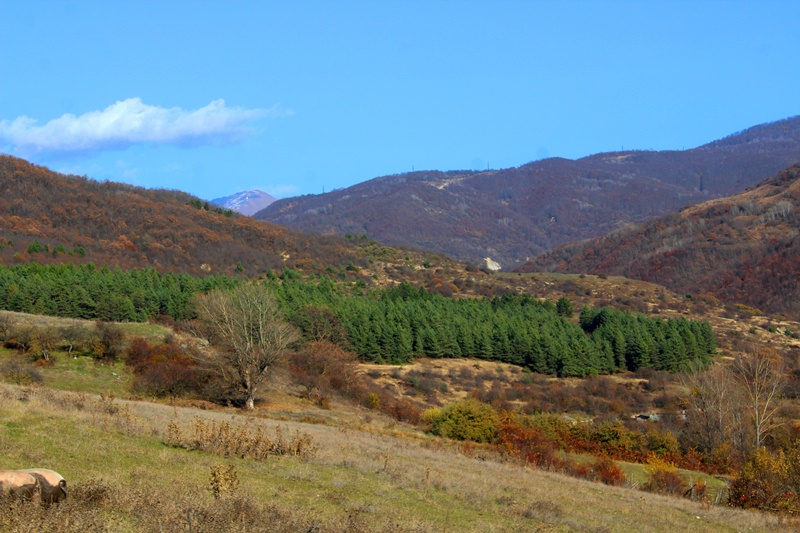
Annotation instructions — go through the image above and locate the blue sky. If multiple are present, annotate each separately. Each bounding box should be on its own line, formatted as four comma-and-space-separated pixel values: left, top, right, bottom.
1, 1, 799, 201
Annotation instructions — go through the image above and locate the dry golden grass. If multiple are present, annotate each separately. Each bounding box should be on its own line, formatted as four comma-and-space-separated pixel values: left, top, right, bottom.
0, 382, 794, 532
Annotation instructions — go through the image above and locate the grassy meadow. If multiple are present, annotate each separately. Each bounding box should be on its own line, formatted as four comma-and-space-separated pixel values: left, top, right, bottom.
0, 381, 793, 532
0, 308, 797, 531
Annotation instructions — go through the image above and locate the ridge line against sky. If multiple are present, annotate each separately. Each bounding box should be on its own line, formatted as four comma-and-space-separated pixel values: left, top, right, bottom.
1, 0, 799, 201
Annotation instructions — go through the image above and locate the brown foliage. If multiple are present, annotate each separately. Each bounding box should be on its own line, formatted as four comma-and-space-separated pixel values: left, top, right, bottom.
0, 155, 378, 277
125, 337, 206, 398
289, 341, 359, 403
591, 455, 627, 486
523, 163, 800, 317
643, 457, 689, 496
90, 321, 125, 363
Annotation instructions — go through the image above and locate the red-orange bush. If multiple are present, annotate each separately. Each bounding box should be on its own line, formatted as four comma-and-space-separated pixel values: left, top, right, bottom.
289, 341, 359, 400
643, 457, 688, 496
499, 417, 562, 469
592, 455, 626, 486
125, 337, 205, 398
729, 447, 800, 513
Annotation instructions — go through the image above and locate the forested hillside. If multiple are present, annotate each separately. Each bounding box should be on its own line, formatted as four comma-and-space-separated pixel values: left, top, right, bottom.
256, 116, 800, 267
521, 163, 800, 318
271, 280, 716, 376
0, 156, 380, 277
0, 261, 716, 377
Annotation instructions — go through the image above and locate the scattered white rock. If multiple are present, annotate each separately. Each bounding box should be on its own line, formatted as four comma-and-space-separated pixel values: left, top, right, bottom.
483, 257, 502, 272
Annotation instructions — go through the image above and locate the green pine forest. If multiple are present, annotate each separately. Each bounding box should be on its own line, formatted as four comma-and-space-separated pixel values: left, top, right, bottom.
0, 263, 716, 377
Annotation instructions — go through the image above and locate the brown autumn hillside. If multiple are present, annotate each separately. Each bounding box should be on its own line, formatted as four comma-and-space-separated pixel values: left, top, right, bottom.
519, 163, 800, 318
0, 155, 420, 277
255, 116, 800, 268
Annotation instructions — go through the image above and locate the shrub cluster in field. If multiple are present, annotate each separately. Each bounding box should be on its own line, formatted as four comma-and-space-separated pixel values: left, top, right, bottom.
495, 412, 627, 486
0, 317, 139, 394
422, 399, 499, 443
165, 417, 318, 461
729, 445, 800, 513
125, 336, 210, 398
0, 315, 127, 369
444, 366, 666, 416
418, 399, 724, 501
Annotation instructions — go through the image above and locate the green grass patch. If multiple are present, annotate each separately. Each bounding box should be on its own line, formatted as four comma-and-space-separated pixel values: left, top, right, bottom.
618, 459, 728, 492
42, 354, 132, 396
116, 322, 172, 342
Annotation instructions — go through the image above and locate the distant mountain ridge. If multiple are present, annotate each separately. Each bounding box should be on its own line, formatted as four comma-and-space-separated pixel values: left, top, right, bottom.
211, 189, 277, 216
255, 116, 800, 268
519, 162, 800, 318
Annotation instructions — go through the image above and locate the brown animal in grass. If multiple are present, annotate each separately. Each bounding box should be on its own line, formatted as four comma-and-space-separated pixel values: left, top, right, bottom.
0, 470, 39, 500
19, 469, 67, 503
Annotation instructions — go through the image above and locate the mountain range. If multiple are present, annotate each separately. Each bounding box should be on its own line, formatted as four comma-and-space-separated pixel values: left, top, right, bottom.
519, 162, 800, 318
211, 189, 277, 216
254, 116, 800, 268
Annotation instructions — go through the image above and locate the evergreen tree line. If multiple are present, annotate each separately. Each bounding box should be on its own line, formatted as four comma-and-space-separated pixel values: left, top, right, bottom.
267, 280, 717, 376
0, 263, 716, 376
0, 263, 236, 322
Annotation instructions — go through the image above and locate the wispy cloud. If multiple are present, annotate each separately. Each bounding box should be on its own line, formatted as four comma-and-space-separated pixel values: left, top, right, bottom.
0, 98, 290, 157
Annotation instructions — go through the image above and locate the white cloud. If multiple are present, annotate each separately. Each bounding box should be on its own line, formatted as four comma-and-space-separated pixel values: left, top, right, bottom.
0, 98, 290, 157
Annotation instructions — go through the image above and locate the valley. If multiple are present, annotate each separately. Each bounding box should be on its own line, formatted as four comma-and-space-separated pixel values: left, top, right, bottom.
1, 133, 800, 530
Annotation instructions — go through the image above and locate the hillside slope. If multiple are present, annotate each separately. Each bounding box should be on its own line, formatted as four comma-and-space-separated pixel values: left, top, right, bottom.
256, 116, 800, 267
519, 163, 800, 318
0, 156, 390, 277
1, 383, 786, 532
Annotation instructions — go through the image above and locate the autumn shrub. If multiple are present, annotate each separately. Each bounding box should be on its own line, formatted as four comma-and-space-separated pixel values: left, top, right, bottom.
289, 341, 359, 400
386, 398, 422, 425
0, 357, 43, 385
125, 337, 206, 398
209, 464, 239, 499
499, 420, 561, 469
729, 446, 800, 513
427, 398, 499, 443
165, 417, 318, 461
527, 413, 573, 443
566, 461, 593, 480
591, 455, 626, 486
91, 321, 125, 363
643, 456, 688, 496
704, 442, 739, 475
589, 421, 637, 457
644, 430, 680, 456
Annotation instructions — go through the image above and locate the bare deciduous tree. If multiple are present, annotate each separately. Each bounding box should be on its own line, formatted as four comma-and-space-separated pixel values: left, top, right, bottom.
32, 327, 59, 363
683, 347, 787, 456
195, 283, 298, 410
732, 348, 786, 449
682, 362, 739, 454
0, 312, 16, 344
59, 321, 87, 358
